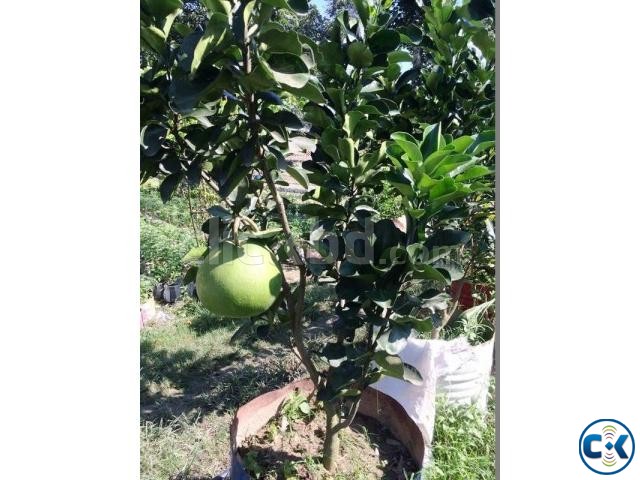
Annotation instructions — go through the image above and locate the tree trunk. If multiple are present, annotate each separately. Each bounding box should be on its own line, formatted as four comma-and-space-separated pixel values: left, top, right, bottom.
322, 404, 340, 472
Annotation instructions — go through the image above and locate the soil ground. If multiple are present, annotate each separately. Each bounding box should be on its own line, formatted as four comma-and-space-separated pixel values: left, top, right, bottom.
240, 407, 418, 480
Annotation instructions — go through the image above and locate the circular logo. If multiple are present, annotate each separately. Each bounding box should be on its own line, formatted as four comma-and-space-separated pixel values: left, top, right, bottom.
579, 419, 635, 475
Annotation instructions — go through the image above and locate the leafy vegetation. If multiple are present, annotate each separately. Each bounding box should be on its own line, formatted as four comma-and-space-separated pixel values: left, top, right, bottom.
140, 216, 196, 286
423, 397, 495, 480
140, 0, 495, 475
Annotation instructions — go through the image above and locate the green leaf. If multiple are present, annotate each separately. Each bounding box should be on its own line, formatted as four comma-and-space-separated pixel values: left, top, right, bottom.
260, 29, 302, 55
377, 325, 411, 355
425, 65, 444, 92
425, 230, 471, 250
412, 264, 449, 284
431, 259, 464, 281
267, 53, 310, 88
219, 166, 251, 198
390, 132, 423, 164
386, 169, 415, 199
288, 0, 309, 14
245, 59, 276, 90
335, 276, 374, 301
398, 24, 423, 45
282, 79, 325, 103
353, 0, 372, 25
374, 351, 404, 378
459, 299, 495, 324
319, 42, 344, 66
191, 13, 230, 74
449, 135, 474, 153
242, 228, 283, 239
394, 67, 420, 90
182, 246, 209, 264
140, 25, 167, 55
367, 290, 395, 308
261, 0, 291, 10
326, 88, 346, 115
320, 127, 341, 162
344, 111, 364, 137
140, 124, 167, 157
160, 173, 183, 202
432, 154, 475, 177
355, 104, 383, 116
285, 166, 309, 190
298, 401, 311, 415
200, 0, 231, 17
142, 0, 183, 20
455, 166, 493, 182
423, 150, 452, 177
420, 123, 442, 159
304, 105, 333, 128
257, 91, 282, 105
273, 110, 304, 129
338, 138, 355, 168
387, 50, 413, 64
369, 30, 401, 54
391, 314, 434, 334
472, 29, 495, 61
468, 130, 495, 154
347, 42, 374, 68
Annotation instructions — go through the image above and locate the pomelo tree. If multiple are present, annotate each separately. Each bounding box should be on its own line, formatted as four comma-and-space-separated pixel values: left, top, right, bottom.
141, 0, 494, 471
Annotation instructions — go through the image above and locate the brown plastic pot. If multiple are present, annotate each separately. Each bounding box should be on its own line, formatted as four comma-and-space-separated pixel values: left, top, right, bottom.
228, 378, 425, 479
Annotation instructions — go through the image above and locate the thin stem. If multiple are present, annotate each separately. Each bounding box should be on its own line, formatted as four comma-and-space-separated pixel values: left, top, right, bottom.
240, 215, 259, 232
335, 397, 362, 431
232, 216, 241, 245
185, 186, 202, 245
241, 36, 317, 387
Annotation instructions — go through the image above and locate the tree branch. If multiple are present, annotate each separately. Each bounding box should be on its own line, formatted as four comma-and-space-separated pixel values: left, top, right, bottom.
241, 37, 317, 387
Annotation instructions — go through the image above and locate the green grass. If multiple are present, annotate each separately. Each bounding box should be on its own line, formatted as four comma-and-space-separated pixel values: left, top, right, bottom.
140, 180, 218, 232
140, 216, 197, 287
140, 295, 306, 480
421, 393, 496, 480
139, 183, 212, 297
141, 294, 495, 480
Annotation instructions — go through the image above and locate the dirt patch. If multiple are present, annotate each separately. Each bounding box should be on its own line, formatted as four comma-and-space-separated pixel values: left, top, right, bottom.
239, 408, 417, 479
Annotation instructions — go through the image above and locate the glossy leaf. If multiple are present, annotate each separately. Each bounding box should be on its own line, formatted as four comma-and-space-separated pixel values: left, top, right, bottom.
182, 246, 209, 264
260, 29, 302, 55
390, 132, 422, 164
347, 42, 374, 68
282, 79, 325, 103
373, 351, 404, 378
285, 166, 310, 190
288, 0, 309, 14
377, 324, 412, 355
141, 124, 167, 157
160, 173, 183, 203
420, 123, 442, 159
369, 30, 401, 54
267, 53, 310, 88
191, 13, 230, 74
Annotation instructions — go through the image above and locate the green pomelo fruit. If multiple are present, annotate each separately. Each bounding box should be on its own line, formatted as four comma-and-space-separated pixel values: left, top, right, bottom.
196, 242, 283, 318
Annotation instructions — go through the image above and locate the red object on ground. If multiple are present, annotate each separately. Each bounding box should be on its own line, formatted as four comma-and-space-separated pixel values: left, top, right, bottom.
451, 281, 492, 310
